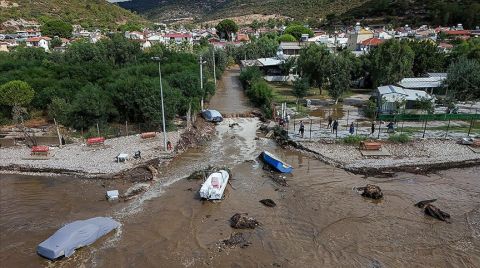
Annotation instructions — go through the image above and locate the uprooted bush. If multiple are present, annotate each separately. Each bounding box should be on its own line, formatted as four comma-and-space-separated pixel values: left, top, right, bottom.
343, 135, 367, 144
388, 133, 411, 143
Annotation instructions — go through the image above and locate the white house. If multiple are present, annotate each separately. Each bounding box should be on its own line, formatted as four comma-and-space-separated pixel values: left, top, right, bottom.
26, 37, 51, 52
376, 85, 433, 114
164, 33, 193, 44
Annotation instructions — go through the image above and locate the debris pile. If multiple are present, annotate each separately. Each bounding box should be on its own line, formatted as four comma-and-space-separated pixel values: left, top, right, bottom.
359, 184, 383, 199
222, 233, 251, 248
230, 213, 259, 229
415, 199, 451, 222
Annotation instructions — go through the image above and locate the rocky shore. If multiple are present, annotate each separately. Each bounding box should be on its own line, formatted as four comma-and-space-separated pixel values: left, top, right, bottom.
0, 118, 217, 179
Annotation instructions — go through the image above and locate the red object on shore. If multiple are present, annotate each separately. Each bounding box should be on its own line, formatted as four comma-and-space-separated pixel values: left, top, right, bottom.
87, 137, 105, 145
31, 146, 49, 152
140, 132, 157, 139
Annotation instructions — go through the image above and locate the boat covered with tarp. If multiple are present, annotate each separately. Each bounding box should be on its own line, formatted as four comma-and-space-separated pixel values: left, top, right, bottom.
37, 217, 120, 260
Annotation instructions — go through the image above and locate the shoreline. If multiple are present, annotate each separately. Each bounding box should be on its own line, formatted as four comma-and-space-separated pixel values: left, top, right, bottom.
0, 118, 217, 180
292, 139, 480, 175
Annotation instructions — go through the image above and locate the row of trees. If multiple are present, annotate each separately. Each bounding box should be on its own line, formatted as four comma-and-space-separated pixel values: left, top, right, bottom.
0, 35, 228, 130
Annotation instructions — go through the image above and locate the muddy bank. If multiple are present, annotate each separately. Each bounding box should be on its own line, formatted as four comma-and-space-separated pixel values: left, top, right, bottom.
268, 125, 480, 175
0, 118, 217, 179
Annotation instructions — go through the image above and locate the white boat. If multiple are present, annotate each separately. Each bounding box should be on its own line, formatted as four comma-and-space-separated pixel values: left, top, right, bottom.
199, 170, 229, 200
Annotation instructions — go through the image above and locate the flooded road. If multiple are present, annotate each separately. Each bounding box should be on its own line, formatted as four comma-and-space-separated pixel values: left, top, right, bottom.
1, 68, 480, 267
208, 65, 249, 114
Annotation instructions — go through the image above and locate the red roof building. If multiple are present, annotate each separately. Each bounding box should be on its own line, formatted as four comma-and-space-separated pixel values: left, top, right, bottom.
360, 37, 385, 46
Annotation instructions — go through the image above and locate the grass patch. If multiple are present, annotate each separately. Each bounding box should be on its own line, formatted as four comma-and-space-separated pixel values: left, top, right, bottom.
388, 133, 411, 143
343, 135, 367, 144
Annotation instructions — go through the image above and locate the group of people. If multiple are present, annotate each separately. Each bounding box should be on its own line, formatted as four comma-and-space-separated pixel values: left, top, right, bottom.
295, 115, 396, 138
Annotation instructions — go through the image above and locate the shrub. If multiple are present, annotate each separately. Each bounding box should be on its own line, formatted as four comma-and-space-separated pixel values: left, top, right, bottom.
343, 135, 366, 144
388, 133, 410, 143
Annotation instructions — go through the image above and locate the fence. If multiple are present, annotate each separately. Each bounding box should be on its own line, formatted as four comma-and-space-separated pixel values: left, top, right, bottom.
282, 111, 480, 141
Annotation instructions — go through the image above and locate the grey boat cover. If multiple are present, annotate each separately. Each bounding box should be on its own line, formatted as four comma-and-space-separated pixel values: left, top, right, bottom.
37, 217, 120, 260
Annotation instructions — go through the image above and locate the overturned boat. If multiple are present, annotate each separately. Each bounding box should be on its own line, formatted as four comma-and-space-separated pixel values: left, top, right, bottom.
261, 151, 293, 173
199, 170, 230, 200
37, 217, 120, 260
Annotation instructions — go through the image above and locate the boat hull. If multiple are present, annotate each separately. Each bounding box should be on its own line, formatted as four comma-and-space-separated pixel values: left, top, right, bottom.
262, 151, 293, 173
199, 170, 229, 200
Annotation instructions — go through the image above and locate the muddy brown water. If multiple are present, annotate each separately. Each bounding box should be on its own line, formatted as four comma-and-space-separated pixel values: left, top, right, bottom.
1, 68, 480, 267
208, 66, 249, 115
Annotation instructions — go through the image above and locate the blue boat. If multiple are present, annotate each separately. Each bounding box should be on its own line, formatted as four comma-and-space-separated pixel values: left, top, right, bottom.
261, 151, 293, 173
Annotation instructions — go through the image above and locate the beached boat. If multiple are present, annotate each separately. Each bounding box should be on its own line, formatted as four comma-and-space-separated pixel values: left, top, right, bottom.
199, 170, 229, 200
261, 151, 293, 173
37, 217, 120, 260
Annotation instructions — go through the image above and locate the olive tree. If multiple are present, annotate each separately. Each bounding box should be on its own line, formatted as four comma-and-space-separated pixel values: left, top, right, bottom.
0, 80, 35, 122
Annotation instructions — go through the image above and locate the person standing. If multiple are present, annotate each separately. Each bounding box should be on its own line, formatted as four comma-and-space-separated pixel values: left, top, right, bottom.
349, 122, 355, 135
327, 115, 333, 128
332, 120, 338, 134
371, 122, 375, 135
299, 120, 305, 138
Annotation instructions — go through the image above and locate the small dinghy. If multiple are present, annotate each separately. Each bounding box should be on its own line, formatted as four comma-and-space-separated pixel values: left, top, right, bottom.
261, 151, 293, 173
37, 217, 120, 260
199, 170, 229, 200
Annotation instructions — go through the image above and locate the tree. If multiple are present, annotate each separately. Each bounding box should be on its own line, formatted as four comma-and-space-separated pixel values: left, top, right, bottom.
445, 58, 480, 101
328, 55, 352, 104
50, 37, 62, 49
0, 80, 35, 122
216, 19, 239, 41
297, 44, 332, 94
42, 20, 73, 38
292, 78, 309, 100
409, 41, 445, 76
284, 24, 314, 40
277, 34, 297, 42
368, 39, 414, 88
47, 97, 69, 124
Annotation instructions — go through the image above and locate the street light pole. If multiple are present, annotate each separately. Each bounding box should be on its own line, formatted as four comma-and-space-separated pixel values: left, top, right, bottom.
212, 48, 217, 87
199, 55, 205, 110
152, 57, 168, 151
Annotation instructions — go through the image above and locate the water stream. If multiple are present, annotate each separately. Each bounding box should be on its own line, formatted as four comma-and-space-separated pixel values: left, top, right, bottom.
1, 68, 479, 267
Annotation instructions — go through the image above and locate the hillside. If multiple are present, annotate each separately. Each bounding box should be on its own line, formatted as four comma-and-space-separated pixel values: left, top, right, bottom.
118, 0, 369, 22
118, 0, 480, 28
0, 0, 146, 30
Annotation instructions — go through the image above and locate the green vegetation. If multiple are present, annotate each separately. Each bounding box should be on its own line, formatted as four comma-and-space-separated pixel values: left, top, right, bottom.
367, 39, 415, 88
277, 34, 297, 42
445, 58, 480, 101
216, 19, 239, 41
0, 80, 34, 123
0, 35, 226, 130
343, 135, 367, 144
284, 24, 314, 40
41, 19, 73, 38
388, 133, 411, 143
239, 67, 274, 117
0, 0, 146, 30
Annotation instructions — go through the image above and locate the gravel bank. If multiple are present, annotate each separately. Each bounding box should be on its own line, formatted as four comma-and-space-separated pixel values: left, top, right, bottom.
0, 131, 182, 177
296, 139, 480, 174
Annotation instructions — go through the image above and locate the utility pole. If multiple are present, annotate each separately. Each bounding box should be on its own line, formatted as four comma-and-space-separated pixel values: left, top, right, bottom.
199, 55, 206, 111
212, 48, 217, 87
151, 56, 168, 151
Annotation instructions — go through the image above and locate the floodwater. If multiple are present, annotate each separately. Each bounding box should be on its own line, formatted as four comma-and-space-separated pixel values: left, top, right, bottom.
1, 68, 480, 267
208, 65, 249, 115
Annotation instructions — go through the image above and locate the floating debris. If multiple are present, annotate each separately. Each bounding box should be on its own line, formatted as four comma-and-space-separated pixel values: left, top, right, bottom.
259, 199, 276, 207
358, 184, 383, 199
415, 199, 451, 222
415, 199, 437, 208
222, 233, 251, 248
230, 213, 259, 229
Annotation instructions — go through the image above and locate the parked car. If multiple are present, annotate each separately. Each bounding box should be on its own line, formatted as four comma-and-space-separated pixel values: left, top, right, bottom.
202, 109, 223, 122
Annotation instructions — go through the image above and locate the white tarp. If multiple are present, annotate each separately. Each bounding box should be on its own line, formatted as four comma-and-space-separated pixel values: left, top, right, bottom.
37, 217, 120, 260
